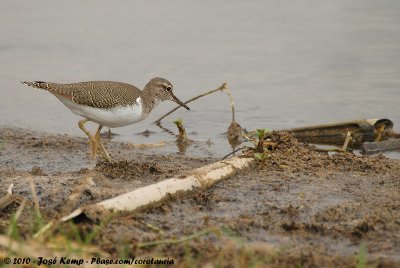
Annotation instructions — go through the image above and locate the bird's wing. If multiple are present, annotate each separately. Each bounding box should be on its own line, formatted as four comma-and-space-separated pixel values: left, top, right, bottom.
22, 81, 142, 109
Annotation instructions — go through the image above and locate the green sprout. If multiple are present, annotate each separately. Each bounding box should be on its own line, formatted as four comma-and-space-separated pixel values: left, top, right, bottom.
255, 128, 269, 153
253, 152, 270, 169
173, 118, 183, 126
255, 128, 268, 139
357, 241, 367, 268
254, 153, 265, 161
173, 118, 187, 141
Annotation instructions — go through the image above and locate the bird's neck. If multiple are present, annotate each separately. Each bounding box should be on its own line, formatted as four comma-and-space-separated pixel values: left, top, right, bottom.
140, 89, 161, 117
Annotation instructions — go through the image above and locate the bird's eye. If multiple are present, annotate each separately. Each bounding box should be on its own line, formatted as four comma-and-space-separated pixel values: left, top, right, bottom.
165, 85, 172, 92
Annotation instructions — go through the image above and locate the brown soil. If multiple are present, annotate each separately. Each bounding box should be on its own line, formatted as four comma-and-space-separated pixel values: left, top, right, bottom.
1, 128, 399, 267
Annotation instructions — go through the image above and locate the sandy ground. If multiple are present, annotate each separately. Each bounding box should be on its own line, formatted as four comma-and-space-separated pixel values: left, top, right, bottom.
1, 128, 399, 267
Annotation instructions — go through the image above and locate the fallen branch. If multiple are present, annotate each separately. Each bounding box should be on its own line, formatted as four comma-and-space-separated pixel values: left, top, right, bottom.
61, 156, 254, 222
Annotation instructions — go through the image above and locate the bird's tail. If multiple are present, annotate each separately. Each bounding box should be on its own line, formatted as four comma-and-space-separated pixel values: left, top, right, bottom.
21, 81, 50, 90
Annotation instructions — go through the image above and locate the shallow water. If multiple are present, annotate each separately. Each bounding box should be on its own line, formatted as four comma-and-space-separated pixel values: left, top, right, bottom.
1, 0, 400, 157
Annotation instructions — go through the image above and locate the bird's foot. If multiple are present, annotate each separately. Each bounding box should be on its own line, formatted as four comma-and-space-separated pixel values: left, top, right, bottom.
88, 137, 98, 160
97, 141, 113, 163
88, 137, 113, 163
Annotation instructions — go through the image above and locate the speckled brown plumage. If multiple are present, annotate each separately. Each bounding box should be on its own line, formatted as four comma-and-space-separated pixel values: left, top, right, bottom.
22, 81, 142, 109
21, 77, 189, 162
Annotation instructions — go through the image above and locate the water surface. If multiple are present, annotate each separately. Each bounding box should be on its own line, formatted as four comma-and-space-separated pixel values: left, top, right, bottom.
1, 1, 399, 157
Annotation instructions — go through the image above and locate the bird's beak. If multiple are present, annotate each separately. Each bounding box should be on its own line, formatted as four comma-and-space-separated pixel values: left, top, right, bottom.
171, 93, 190, 110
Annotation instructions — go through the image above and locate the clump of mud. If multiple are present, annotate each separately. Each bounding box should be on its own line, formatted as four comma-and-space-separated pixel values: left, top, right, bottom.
95, 155, 211, 181
259, 131, 394, 175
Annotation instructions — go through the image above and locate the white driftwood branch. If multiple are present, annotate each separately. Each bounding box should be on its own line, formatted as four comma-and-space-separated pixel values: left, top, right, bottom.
61, 156, 253, 221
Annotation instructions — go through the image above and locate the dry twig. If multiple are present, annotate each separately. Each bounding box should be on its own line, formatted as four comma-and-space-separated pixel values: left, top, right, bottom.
154, 83, 227, 124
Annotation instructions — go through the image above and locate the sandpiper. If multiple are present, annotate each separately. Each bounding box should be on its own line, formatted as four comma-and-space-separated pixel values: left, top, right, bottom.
22, 77, 190, 162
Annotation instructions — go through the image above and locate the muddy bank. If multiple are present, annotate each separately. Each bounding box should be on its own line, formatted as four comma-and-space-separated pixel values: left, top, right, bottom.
1, 128, 399, 267
0, 127, 214, 214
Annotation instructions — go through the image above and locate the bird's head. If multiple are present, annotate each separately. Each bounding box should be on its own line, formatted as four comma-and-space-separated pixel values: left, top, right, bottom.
144, 77, 190, 110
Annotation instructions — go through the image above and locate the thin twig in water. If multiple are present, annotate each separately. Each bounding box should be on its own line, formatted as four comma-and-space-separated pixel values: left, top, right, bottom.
137, 228, 215, 248
155, 121, 176, 136
242, 133, 257, 145
154, 83, 227, 124
224, 86, 235, 122
221, 147, 246, 160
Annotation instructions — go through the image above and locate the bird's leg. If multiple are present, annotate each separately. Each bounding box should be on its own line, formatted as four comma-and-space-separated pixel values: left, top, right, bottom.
94, 125, 102, 142
94, 125, 112, 163
78, 119, 98, 159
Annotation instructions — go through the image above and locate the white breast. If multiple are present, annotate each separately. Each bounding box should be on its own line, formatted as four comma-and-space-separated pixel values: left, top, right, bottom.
55, 95, 144, 128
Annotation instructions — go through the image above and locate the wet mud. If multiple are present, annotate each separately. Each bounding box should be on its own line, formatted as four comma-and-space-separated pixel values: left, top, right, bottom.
1, 128, 399, 267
